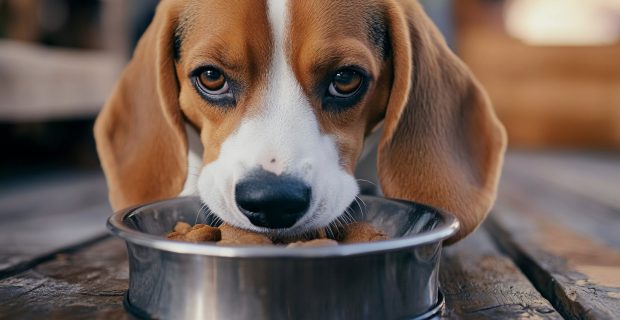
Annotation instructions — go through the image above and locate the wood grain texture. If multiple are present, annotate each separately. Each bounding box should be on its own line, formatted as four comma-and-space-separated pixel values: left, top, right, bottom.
488, 198, 620, 319
440, 228, 560, 319
500, 152, 620, 250
0, 238, 130, 320
487, 152, 620, 319
0, 173, 111, 276
504, 152, 620, 216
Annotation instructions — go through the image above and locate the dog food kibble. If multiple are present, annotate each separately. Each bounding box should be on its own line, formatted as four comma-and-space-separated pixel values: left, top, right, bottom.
174, 221, 192, 234
341, 222, 388, 243
166, 222, 221, 242
217, 224, 273, 246
286, 239, 339, 248
165, 221, 387, 246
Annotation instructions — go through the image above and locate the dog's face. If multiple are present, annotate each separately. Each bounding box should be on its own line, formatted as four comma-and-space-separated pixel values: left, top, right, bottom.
95, 0, 507, 242
175, 1, 392, 234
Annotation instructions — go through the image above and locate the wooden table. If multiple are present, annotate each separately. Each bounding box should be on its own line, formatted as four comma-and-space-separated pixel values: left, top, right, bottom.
1, 152, 619, 319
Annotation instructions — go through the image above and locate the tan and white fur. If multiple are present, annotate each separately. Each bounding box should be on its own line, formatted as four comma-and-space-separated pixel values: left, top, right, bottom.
95, 0, 507, 243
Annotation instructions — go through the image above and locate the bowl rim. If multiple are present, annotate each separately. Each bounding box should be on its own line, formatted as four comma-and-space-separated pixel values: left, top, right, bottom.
107, 196, 459, 258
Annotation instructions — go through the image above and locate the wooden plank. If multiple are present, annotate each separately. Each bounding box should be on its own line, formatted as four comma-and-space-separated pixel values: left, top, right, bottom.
0, 238, 129, 320
487, 200, 620, 319
0, 219, 561, 320
0, 173, 111, 276
489, 152, 620, 319
440, 228, 560, 319
504, 152, 620, 213
500, 154, 620, 250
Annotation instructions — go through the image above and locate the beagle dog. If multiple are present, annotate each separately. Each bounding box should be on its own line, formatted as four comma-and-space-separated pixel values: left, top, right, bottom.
95, 0, 506, 243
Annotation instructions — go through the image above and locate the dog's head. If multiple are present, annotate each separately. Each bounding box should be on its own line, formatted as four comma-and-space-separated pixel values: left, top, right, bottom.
95, 0, 506, 242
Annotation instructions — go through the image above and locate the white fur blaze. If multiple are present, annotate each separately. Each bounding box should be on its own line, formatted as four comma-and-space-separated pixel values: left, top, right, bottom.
196, 0, 359, 235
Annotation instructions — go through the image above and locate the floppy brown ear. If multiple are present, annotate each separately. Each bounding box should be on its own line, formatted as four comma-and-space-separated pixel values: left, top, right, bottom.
94, 1, 187, 210
378, 1, 507, 243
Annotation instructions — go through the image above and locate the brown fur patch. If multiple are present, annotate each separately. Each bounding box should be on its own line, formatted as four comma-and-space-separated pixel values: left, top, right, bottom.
175, 0, 272, 165
94, 0, 187, 210
287, 0, 393, 174
376, 0, 507, 242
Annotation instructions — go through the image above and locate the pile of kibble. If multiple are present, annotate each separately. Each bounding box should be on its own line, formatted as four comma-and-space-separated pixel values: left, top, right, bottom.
166, 221, 387, 247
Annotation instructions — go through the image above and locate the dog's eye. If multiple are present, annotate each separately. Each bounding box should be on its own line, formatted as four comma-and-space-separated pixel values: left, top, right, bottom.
197, 68, 229, 94
328, 69, 363, 97
191, 66, 236, 106
321, 67, 369, 112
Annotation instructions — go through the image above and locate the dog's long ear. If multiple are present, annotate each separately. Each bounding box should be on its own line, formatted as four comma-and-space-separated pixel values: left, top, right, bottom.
378, 1, 507, 243
94, 1, 186, 210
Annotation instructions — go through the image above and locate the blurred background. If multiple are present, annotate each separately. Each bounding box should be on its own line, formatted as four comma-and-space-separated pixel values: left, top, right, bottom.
0, 0, 618, 194
1, 2, 618, 316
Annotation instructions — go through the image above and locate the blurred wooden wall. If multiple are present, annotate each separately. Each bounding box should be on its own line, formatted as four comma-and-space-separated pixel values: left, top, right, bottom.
455, 1, 620, 149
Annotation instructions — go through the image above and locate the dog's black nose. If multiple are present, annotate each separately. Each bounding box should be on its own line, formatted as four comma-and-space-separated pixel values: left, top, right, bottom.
235, 170, 311, 229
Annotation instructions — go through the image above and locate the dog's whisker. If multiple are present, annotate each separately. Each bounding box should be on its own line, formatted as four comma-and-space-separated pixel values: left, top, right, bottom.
343, 206, 354, 220
201, 204, 214, 219
330, 218, 339, 231
206, 207, 223, 226
325, 225, 335, 239
357, 195, 368, 210
352, 197, 361, 210
336, 216, 350, 238
342, 209, 351, 222
356, 179, 377, 187
330, 220, 343, 240
327, 221, 338, 240
354, 195, 365, 209
343, 210, 355, 224
197, 204, 223, 227
354, 195, 367, 218
195, 204, 206, 225
352, 197, 365, 218
334, 216, 346, 231
205, 207, 223, 226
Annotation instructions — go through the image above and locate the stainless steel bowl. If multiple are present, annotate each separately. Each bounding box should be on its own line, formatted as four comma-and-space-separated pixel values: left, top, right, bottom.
107, 195, 458, 320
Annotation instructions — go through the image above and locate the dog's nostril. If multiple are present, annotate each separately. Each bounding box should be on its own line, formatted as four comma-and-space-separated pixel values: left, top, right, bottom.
235, 170, 311, 229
